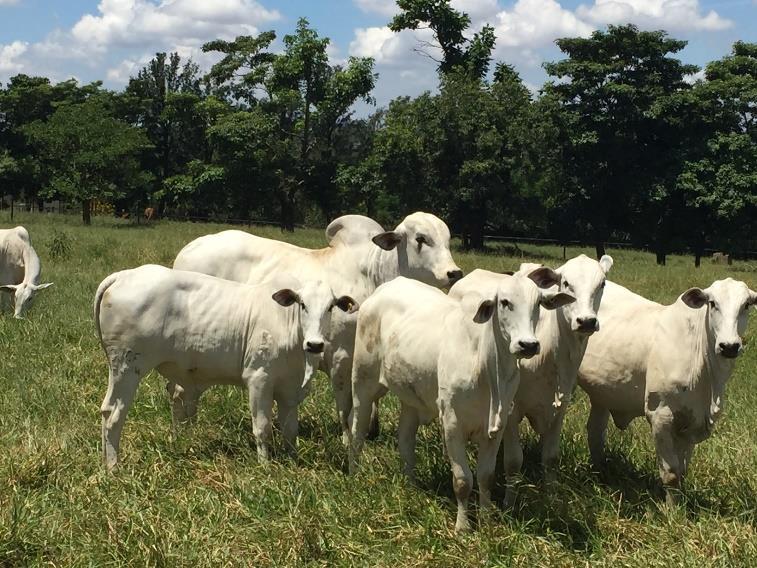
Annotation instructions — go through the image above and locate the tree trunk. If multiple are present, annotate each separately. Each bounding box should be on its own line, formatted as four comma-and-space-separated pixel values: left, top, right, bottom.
82, 199, 92, 225
656, 250, 666, 266
470, 220, 485, 251
694, 250, 702, 268
595, 241, 606, 259
279, 190, 295, 233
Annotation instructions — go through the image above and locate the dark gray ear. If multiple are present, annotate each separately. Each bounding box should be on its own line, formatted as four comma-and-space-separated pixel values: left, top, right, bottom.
473, 299, 495, 323
335, 295, 359, 314
272, 289, 300, 307
540, 292, 576, 310
681, 288, 708, 309
527, 267, 560, 289
372, 231, 403, 251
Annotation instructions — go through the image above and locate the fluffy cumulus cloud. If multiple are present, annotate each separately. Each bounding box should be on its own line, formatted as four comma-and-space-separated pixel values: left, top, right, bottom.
0, 41, 28, 73
354, 0, 399, 17
493, 0, 594, 48
72, 0, 280, 52
1, 0, 282, 85
577, 0, 732, 31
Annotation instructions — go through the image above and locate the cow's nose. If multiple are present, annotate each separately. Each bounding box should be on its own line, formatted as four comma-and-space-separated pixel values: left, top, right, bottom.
518, 340, 540, 357
447, 269, 463, 283
576, 317, 598, 332
305, 341, 325, 354
718, 342, 741, 358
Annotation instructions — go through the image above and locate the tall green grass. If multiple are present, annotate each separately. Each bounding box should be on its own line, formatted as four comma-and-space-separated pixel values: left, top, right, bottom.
1, 212, 755, 566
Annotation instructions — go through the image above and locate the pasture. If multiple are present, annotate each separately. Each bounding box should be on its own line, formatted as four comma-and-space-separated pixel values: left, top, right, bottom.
1, 212, 756, 566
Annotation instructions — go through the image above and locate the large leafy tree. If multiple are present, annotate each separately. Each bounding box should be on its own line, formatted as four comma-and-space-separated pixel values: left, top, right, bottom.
24, 96, 151, 224
544, 25, 698, 261
203, 19, 376, 229
390, 0, 495, 79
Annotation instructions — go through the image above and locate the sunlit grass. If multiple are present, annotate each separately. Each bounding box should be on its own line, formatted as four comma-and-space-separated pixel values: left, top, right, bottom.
1, 212, 755, 565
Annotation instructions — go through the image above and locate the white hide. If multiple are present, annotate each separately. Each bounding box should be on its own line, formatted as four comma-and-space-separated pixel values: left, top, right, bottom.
349, 271, 573, 532
0, 226, 53, 318
173, 213, 462, 442
95, 265, 357, 469
578, 277, 756, 502
448, 255, 612, 504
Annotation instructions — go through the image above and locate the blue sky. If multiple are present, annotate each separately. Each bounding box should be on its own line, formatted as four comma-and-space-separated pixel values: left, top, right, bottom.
1, 0, 755, 113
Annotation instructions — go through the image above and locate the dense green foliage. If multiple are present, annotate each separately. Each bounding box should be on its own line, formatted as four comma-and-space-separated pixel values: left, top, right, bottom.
0, 3, 755, 259
0, 213, 755, 565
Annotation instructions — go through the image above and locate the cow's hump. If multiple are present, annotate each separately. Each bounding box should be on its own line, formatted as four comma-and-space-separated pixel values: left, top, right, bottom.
325, 215, 384, 248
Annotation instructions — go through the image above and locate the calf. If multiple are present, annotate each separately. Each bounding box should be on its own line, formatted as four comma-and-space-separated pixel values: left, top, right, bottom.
95, 265, 357, 469
349, 272, 574, 532
0, 226, 53, 318
450, 255, 613, 505
578, 278, 756, 503
174, 213, 462, 444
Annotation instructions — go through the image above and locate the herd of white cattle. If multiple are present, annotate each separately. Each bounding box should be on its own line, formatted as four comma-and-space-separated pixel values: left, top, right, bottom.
1, 214, 755, 533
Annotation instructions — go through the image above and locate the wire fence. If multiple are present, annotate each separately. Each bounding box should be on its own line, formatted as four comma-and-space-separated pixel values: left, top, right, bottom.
3, 200, 756, 260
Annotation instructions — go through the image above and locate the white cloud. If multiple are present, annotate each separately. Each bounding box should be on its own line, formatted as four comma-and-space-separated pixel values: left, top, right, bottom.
493, 0, 594, 48
577, 0, 732, 31
354, 0, 399, 17
684, 68, 705, 84
0, 41, 27, 73
71, 0, 281, 53
0, 0, 21, 6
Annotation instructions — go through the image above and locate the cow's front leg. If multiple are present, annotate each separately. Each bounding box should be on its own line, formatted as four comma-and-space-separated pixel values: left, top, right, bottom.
648, 400, 681, 505
329, 347, 353, 446
587, 403, 610, 470
276, 395, 299, 459
476, 432, 502, 520
246, 369, 274, 462
442, 411, 473, 533
541, 410, 567, 484
502, 415, 523, 509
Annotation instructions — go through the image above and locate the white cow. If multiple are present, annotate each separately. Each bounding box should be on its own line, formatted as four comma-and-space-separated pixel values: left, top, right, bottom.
349, 272, 575, 532
449, 255, 613, 505
578, 278, 756, 503
0, 226, 53, 318
95, 264, 358, 469
173, 213, 462, 443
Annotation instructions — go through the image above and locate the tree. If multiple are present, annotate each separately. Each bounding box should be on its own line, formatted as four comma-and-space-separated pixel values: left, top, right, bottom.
390, 0, 495, 79
24, 96, 151, 224
203, 19, 376, 229
544, 25, 698, 261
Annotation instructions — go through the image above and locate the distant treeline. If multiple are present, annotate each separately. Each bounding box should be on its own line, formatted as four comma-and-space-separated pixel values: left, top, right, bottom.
0, 1, 755, 265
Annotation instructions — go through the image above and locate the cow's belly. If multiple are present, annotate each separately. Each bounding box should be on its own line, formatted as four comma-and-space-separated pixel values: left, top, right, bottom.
382, 356, 438, 417
156, 361, 243, 388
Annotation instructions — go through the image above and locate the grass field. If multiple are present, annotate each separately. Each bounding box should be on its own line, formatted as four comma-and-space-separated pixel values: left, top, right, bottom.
1, 212, 755, 566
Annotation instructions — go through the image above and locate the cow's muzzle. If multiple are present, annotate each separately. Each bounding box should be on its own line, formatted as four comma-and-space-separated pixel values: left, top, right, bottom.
516, 340, 540, 359
305, 340, 325, 354
447, 269, 464, 286
717, 342, 741, 359
576, 316, 599, 334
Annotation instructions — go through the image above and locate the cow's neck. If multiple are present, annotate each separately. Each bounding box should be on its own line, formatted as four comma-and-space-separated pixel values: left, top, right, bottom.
362, 245, 401, 291
672, 301, 736, 424
549, 307, 588, 400
21, 243, 41, 285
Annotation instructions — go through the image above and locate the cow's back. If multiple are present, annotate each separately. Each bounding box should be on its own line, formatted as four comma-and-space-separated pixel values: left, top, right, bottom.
0, 227, 30, 285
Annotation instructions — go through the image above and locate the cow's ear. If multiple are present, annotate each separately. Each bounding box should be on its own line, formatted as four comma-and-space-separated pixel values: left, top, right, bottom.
681, 288, 708, 309
599, 255, 614, 274
32, 282, 53, 291
335, 295, 359, 314
272, 289, 300, 307
540, 292, 576, 310
372, 231, 403, 251
0, 284, 19, 291
748, 289, 757, 308
527, 267, 560, 289
473, 299, 495, 323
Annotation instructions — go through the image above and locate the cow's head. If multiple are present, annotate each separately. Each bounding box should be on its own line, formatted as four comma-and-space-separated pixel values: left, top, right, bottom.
1, 282, 53, 318
273, 280, 358, 385
372, 212, 463, 288
547, 254, 613, 335
681, 278, 756, 359
471, 267, 575, 358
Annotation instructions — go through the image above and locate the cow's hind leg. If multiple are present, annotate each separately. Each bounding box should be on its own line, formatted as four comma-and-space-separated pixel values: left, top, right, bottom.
101, 357, 144, 470
648, 402, 681, 505
367, 400, 381, 440
587, 403, 610, 470
476, 432, 501, 517
329, 347, 353, 446
397, 403, 420, 481
166, 382, 205, 440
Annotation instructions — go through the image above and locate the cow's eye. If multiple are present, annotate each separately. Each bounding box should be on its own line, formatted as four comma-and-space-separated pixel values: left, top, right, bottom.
600, 280, 606, 289
415, 235, 426, 248
708, 301, 716, 309
563, 280, 570, 289
301, 303, 308, 312
500, 299, 510, 308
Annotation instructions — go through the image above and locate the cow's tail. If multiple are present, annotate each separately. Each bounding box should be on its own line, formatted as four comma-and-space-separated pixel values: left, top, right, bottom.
93, 272, 119, 349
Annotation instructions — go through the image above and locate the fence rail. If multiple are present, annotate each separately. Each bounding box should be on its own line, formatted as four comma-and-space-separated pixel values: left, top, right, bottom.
3, 202, 756, 259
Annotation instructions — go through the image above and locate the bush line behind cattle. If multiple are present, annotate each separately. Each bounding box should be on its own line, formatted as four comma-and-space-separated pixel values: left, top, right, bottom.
1, 212, 756, 565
